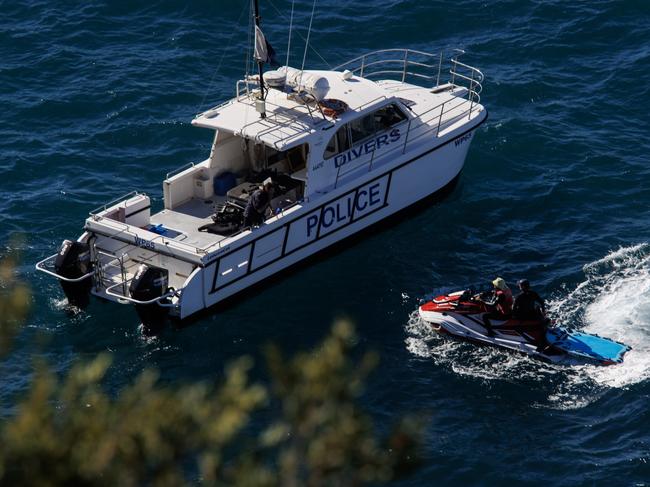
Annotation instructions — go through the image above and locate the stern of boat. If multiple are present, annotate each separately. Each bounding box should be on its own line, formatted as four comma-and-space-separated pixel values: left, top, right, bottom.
35, 191, 207, 332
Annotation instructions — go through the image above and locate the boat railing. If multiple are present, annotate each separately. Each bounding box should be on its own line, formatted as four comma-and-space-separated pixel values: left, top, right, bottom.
104, 278, 178, 306
449, 58, 483, 108
234, 90, 389, 151
166, 162, 196, 180
35, 253, 96, 283
94, 247, 181, 306
257, 94, 390, 150
101, 260, 179, 307
195, 77, 325, 151
207, 78, 389, 152
200, 49, 483, 152
237, 85, 339, 149
256, 49, 482, 150
334, 84, 483, 187
88, 212, 209, 259
353, 94, 389, 113
89, 190, 144, 216
334, 48, 458, 85
94, 249, 130, 297
85, 188, 257, 257
334, 49, 482, 102
242, 100, 325, 148
330, 49, 483, 187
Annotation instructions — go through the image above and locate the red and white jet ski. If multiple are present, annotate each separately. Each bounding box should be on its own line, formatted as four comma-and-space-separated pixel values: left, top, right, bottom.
418, 290, 630, 365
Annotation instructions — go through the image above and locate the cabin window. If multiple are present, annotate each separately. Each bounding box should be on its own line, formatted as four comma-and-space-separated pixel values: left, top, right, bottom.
324, 126, 351, 160
324, 133, 337, 159
349, 114, 376, 144
286, 144, 308, 171
373, 103, 408, 130
322, 103, 409, 160
337, 125, 351, 152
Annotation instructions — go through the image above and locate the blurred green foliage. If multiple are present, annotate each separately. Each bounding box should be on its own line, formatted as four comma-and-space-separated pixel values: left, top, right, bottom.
0, 257, 422, 486
0, 254, 31, 356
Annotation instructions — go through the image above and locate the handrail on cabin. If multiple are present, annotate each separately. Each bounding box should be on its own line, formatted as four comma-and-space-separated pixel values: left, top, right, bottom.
334, 48, 482, 91
166, 162, 196, 180
89, 190, 143, 216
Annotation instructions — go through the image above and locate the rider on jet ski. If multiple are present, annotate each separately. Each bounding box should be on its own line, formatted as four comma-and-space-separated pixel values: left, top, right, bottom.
513, 279, 550, 350
512, 279, 545, 320
475, 278, 549, 338
478, 277, 513, 336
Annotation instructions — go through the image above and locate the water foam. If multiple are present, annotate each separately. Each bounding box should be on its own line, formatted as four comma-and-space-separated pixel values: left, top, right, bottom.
551, 243, 650, 388
404, 243, 650, 407
405, 310, 553, 383
43, 296, 91, 328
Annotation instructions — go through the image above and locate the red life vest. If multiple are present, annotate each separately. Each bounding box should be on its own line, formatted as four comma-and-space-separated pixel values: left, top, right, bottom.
496, 288, 513, 315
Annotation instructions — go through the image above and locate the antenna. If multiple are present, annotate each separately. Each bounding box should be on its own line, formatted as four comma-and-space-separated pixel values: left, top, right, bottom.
298, 0, 317, 89
253, 0, 266, 118
286, 0, 295, 68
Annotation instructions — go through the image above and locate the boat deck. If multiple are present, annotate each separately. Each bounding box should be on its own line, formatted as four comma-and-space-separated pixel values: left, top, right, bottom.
150, 197, 227, 249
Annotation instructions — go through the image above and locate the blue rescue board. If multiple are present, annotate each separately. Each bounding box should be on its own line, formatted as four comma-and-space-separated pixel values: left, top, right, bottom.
546, 327, 630, 364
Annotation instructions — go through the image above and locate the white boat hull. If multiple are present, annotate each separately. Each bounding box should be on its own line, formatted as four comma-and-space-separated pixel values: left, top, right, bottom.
418, 308, 548, 358
36, 47, 489, 327
182, 119, 485, 319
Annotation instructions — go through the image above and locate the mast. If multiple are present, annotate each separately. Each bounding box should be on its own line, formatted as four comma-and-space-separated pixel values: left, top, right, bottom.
253, 0, 266, 118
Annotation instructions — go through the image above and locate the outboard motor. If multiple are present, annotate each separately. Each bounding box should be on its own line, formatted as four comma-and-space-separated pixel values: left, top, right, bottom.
55, 239, 93, 308
129, 264, 170, 335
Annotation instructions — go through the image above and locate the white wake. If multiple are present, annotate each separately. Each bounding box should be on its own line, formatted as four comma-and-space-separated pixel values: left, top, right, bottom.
405, 243, 650, 407
550, 243, 650, 388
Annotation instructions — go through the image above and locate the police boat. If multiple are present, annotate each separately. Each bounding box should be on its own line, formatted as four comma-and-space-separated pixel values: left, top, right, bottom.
36, 4, 487, 332
418, 290, 630, 365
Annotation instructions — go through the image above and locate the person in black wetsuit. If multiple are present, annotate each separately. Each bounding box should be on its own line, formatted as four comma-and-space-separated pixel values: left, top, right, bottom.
513, 279, 551, 351
512, 279, 545, 320
243, 178, 273, 228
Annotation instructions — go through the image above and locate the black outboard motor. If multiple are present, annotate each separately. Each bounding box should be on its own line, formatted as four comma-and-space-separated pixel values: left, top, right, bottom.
55, 239, 93, 308
129, 264, 170, 335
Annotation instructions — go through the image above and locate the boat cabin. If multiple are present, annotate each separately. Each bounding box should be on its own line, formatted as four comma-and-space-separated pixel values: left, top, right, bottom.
153, 66, 416, 248
156, 134, 309, 248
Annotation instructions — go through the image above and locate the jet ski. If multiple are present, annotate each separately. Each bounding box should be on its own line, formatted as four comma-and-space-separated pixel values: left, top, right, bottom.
418, 290, 630, 365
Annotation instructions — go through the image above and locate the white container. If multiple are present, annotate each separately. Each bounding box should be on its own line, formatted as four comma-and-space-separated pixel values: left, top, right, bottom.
194, 171, 213, 199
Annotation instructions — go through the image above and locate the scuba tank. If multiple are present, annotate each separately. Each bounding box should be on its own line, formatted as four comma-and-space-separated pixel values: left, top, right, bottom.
129, 264, 170, 335
54, 239, 93, 308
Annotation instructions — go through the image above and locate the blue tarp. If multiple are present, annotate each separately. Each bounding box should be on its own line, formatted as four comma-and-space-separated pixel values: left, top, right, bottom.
547, 327, 629, 363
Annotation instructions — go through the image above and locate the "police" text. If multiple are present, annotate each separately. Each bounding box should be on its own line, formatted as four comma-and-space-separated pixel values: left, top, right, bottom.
306, 182, 383, 237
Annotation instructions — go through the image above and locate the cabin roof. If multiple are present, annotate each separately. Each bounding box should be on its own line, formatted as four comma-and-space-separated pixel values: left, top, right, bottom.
192, 69, 391, 150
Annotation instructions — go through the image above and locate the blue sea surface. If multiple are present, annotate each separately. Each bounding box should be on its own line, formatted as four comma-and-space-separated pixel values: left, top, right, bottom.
2, 1, 650, 484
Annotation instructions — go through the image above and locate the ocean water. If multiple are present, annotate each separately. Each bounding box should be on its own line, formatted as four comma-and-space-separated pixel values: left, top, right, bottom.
2, 0, 650, 484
